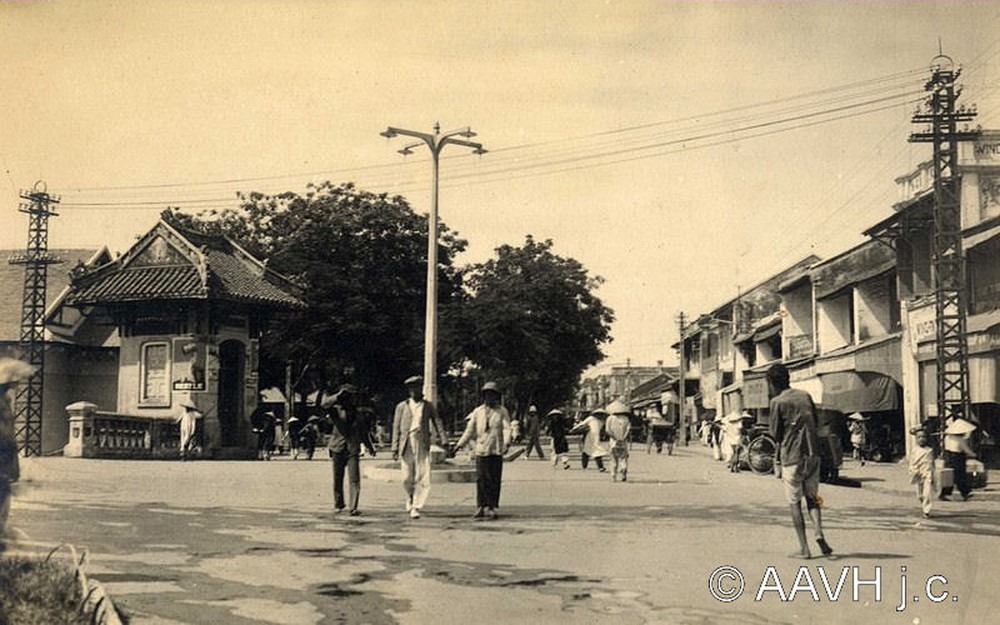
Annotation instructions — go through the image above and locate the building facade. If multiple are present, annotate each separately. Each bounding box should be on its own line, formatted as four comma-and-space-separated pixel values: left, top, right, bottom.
61, 218, 303, 458
866, 130, 1000, 466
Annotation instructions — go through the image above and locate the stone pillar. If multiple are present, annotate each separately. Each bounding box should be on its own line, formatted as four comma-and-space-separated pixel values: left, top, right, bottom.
64, 401, 99, 458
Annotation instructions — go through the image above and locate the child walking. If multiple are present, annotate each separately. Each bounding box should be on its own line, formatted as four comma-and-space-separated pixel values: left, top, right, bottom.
908, 426, 936, 519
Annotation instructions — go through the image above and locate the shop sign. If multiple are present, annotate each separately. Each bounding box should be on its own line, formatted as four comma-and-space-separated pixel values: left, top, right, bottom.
968, 328, 1000, 355
973, 140, 1000, 162
172, 338, 207, 392
908, 303, 937, 347
786, 333, 813, 359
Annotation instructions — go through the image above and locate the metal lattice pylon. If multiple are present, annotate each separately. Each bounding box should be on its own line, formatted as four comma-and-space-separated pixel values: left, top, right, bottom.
8, 181, 61, 456
909, 56, 980, 426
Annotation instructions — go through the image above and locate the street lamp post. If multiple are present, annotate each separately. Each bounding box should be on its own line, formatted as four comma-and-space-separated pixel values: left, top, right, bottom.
381, 122, 486, 404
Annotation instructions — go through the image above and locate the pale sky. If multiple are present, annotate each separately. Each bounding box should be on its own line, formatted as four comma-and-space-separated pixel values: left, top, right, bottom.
3, 1, 1000, 371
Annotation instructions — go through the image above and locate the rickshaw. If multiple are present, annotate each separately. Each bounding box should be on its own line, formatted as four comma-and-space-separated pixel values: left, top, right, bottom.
739, 423, 777, 475
647, 420, 677, 455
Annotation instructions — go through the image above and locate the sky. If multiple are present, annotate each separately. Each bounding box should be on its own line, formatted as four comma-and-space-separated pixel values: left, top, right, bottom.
3, 0, 1000, 374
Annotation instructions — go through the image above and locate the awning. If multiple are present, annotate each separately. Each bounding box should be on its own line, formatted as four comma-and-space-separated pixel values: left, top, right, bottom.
968, 309, 1000, 334
819, 371, 899, 413
962, 216, 1000, 251
815, 335, 902, 383
812, 240, 896, 300
921, 356, 1000, 410
753, 323, 782, 342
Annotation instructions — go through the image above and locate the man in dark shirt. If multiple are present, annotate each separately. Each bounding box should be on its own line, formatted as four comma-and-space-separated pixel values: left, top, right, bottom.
767, 363, 833, 559
324, 384, 377, 516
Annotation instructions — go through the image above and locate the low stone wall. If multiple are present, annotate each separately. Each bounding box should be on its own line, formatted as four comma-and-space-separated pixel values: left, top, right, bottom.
63, 402, 183, 460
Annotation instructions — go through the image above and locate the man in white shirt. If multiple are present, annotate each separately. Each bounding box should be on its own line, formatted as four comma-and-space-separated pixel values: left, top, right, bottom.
391, 375, 447, 519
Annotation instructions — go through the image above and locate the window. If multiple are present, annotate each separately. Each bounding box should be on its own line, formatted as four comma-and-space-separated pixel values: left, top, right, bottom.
140, 342, 169, 405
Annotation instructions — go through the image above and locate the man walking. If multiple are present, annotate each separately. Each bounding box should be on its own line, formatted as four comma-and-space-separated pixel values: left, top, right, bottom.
324, 384, 376, 516
767, 363, 833, 560
391, 375, 448, 519
523, 405, 546, 460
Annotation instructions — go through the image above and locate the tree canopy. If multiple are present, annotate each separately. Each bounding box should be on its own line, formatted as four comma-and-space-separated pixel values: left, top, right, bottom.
462, 235, 614, 415
167, 190, 614, 421
164, 181, 467, 404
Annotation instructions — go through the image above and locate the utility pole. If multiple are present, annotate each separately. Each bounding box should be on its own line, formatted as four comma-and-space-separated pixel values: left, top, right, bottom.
909, 54, 979, 430
676, 312, 687, 444
9, 181, 61, 456
380, 123, 486, 404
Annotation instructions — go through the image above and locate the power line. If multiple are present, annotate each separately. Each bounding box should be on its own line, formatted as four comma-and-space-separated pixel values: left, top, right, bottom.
55, 68, 927, 200
58, 90, 923, 210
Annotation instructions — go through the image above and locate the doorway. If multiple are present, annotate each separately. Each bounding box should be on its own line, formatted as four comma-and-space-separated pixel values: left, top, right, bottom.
218, 340, 245, 447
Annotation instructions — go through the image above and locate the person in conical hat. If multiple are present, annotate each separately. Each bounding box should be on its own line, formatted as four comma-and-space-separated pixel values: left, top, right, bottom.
940, 417, 978, 501
570, 407, 610, 472
604, 400, 632, 482
175, 399, 203, 461
523, 405, 546, 461
454, 381, 512, 520
848, 413, 869, 466
722, 409, 745, 472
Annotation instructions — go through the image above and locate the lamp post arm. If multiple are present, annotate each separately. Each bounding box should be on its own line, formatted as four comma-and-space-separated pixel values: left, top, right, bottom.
441, 137, 485, 152
382, 127, 435, 144
439, 126, 476, 140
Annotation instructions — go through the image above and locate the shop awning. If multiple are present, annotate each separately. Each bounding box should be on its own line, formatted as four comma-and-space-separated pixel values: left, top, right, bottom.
819, 371, 899, 413
921, 357, 999, 410
962, 216, 1000, 251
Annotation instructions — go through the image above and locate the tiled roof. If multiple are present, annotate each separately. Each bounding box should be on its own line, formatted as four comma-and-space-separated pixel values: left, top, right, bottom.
69, 265, 204, 303
65, 222, 303, 309
0, 249, 100, 341
204, 248, 303, 306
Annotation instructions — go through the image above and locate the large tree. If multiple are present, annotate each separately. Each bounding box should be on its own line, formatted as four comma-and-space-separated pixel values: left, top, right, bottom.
164, 181, 468, 408
462, 235, 614, 415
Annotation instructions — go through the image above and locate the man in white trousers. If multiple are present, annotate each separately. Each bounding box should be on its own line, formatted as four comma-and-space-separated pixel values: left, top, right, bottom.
391, 375, 448, 519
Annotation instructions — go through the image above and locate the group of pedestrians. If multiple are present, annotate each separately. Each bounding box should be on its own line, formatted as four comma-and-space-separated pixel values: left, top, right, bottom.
322, 374, 514, 521
906, 413, 980, 520
227, 361, 981, 560
190, 352, 989, 568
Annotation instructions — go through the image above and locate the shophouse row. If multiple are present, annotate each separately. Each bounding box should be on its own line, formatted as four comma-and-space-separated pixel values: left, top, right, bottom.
614, 130, 1000, 468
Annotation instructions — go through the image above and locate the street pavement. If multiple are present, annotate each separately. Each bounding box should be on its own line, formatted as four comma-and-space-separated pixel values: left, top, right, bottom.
6, 443, 1000, 625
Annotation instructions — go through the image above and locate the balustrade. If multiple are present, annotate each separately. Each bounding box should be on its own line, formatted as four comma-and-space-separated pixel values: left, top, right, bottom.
65, 402, 190, 459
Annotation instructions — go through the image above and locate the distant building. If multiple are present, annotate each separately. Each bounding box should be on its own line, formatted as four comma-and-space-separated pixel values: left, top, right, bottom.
578, 363, 670, 412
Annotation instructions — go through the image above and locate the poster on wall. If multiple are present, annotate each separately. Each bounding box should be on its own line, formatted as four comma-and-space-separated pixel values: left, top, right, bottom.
172, 338, 207, 392
248, 339, 259, 379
